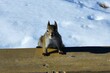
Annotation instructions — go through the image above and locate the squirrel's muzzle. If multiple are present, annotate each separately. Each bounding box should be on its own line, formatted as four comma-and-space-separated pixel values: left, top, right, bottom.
51, 32, 54, 37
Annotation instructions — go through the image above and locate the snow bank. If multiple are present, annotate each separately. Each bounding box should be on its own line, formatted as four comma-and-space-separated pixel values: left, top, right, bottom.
0, 0, 110, 48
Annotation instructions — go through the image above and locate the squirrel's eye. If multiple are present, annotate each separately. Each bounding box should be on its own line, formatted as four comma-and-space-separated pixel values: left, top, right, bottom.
47, 30, 49, 32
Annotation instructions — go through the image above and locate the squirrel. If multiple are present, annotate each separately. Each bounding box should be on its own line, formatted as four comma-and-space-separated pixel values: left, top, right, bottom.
37, 21, 65, 56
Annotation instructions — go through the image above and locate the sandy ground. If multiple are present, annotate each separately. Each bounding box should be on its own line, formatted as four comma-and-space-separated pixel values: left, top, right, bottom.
0, 47, 110, 73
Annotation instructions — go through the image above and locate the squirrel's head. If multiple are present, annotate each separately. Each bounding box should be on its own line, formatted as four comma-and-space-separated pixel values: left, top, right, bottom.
47, 21, 58, 39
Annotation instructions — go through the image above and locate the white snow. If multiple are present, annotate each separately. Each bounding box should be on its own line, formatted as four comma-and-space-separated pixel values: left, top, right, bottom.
0, 0, 110, 48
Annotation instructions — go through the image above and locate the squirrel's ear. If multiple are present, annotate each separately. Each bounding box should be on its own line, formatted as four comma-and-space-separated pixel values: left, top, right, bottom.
54, 21, 58, 29
48, 21, 50, 26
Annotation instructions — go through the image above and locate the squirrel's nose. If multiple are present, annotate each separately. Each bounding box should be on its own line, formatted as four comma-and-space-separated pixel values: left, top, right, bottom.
51, 32, 54, 37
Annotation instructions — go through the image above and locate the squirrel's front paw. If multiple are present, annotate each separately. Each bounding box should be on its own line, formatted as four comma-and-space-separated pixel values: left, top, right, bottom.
59, 51, 66, 55
42, 53, 49, 56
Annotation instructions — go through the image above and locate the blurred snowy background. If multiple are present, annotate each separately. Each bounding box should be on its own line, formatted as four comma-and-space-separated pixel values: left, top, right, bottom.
0, 0, 110, 48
